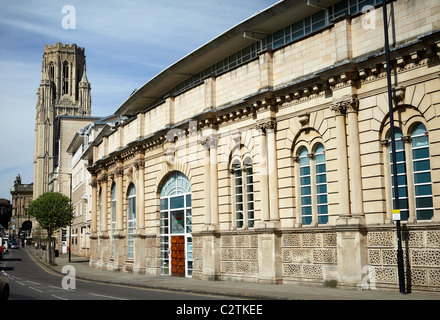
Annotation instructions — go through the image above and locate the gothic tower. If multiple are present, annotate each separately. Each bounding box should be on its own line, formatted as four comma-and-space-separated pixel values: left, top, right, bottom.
33, 43, 91, 198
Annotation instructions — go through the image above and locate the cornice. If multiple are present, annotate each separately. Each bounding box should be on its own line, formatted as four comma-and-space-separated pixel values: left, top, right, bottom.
88, 30, 440, 174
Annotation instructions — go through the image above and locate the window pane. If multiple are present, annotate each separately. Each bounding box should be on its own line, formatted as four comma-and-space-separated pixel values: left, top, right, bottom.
170, 196, 184, 209
300, 166, 310, 176
300, 176, 311, 185
318, 214, 328, 224
302, 216, 312, 225
412, 136, 428, 148
170, 210, 185, 234
416, 197, 433, 209
412, 147, 429, 159
413, 159, 430, 172
411, 123, 427, 137
301, 206, 312, 215
317, 204, 328, 215
317, 194, 327, 204
415, 184, 432, 196
301, 196, 312, 206
301, 186, 311, 196
316, 163, 326, 173
414, 172, 431, 184
186, 194, 191, 207
417, 209, 433, 220
316, 174, 327, 184
317, 184, 327, 194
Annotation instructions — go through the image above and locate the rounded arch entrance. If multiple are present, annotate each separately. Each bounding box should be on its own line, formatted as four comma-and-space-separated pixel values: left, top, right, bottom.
159, 171, 192, 277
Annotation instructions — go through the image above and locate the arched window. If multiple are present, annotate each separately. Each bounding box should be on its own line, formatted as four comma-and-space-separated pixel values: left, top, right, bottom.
298, 146, 312, 225
296, 142, 329, 226
387, 123, 433, 221
111, 183, 117, 257
389, 128, 409, 221
159, 172, 192, 277
315, 143, 328, 224
127, 184, 136, 259
411, 123, 433, 220
62, 61, 69, 95
232, 158, 254, 229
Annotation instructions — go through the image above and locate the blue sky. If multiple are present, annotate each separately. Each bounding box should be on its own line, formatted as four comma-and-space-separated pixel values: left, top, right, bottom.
0, 0, 280, 200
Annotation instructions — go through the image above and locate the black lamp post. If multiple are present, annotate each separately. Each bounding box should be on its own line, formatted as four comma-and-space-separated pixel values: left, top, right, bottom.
381, 0, 405, 294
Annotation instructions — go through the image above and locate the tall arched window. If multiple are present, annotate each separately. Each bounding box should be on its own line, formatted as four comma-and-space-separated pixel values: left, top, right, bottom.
111, 183, 117, 257
62, 61, 69, 95
232, 158, 254, 229
296, 142, 328, 226
298, 146, 312, 225
387, 123, 433, 221
315, 143, 328, 224
159, 172, 192, 277
411, 123, 433, 220
389, 128, 409, 221
127, 184, 136, 260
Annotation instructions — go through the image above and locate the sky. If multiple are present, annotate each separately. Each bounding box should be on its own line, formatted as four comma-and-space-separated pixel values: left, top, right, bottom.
0, 0, 280, 201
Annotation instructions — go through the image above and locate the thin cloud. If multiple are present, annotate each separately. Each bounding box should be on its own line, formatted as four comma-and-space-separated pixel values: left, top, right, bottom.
0, 0, 279, 199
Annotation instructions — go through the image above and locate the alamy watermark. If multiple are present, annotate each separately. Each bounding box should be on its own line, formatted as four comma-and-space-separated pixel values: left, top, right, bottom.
61, 5, 76, 30
61, 265, 76, 290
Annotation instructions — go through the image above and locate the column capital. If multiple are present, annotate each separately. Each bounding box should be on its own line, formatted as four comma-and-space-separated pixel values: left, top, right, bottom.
401, 135, 411, 143
255, 118, 277, 133
200, 135, 218, 149
330, 95, 359, 115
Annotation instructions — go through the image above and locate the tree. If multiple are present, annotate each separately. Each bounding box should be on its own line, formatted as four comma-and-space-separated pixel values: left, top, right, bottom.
28, 192, 73, 264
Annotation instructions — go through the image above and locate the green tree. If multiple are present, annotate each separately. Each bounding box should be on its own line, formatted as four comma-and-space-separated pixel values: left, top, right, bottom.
28, 192, 73, 264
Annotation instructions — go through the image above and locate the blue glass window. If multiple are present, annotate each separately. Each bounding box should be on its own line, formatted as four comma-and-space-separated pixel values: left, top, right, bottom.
315, 143, 328, 224
299, 147, 312, 225
411, 123, 433, 220
389, 128, 409, 221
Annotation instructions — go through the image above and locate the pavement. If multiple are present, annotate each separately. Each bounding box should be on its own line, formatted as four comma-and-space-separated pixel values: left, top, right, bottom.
25, 247, 440, 300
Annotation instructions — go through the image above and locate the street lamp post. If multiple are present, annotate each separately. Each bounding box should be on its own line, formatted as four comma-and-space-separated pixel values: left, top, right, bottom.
381, 0, 405, 294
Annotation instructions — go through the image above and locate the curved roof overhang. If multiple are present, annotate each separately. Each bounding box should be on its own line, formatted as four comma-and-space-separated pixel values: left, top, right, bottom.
114, 0, 340, 117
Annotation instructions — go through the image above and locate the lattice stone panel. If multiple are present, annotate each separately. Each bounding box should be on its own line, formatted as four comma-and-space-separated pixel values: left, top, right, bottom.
220, 234, 259, 276
192, 235, 203, 273
282, 232, 337, 281
367, 228, 440, 290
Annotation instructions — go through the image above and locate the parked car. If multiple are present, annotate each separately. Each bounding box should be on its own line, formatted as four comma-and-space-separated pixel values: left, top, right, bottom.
0, 278, 10, 300
10, 241, 19, 249
0, 237, 3, 260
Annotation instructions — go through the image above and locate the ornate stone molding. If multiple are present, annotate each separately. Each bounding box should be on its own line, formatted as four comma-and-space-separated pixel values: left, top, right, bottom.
330, 96, 359, 115
255, 119, 277, 133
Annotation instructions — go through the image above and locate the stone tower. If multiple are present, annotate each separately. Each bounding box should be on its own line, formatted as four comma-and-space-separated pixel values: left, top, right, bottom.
33, 43, 91, 198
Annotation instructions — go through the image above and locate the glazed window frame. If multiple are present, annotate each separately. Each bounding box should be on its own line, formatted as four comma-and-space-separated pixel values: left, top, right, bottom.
295, 142, 329, 226
386, 123, 434, 222
231, 158, 255, 229
111, 182, 116, 258
126, 183, 136, 260
159, 171, 193, 277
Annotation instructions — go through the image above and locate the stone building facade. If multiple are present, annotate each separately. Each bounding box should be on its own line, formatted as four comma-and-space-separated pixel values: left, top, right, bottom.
86, 0, 440, 291
10, 175, 34, 239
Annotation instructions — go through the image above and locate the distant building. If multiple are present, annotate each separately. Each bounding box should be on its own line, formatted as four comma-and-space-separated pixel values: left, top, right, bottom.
10, 175, 34, 239
0, 198, 12, 235
65, 115, 118, 257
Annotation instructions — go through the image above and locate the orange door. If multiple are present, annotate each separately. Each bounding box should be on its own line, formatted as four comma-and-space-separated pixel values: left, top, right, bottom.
171, 236, 185, 277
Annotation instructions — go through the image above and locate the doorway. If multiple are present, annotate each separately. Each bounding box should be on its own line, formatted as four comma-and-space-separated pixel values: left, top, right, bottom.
171, 236, 185, 277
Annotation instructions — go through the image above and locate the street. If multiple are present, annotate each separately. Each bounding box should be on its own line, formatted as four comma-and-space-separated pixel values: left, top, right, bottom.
0, 248, 224, 301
